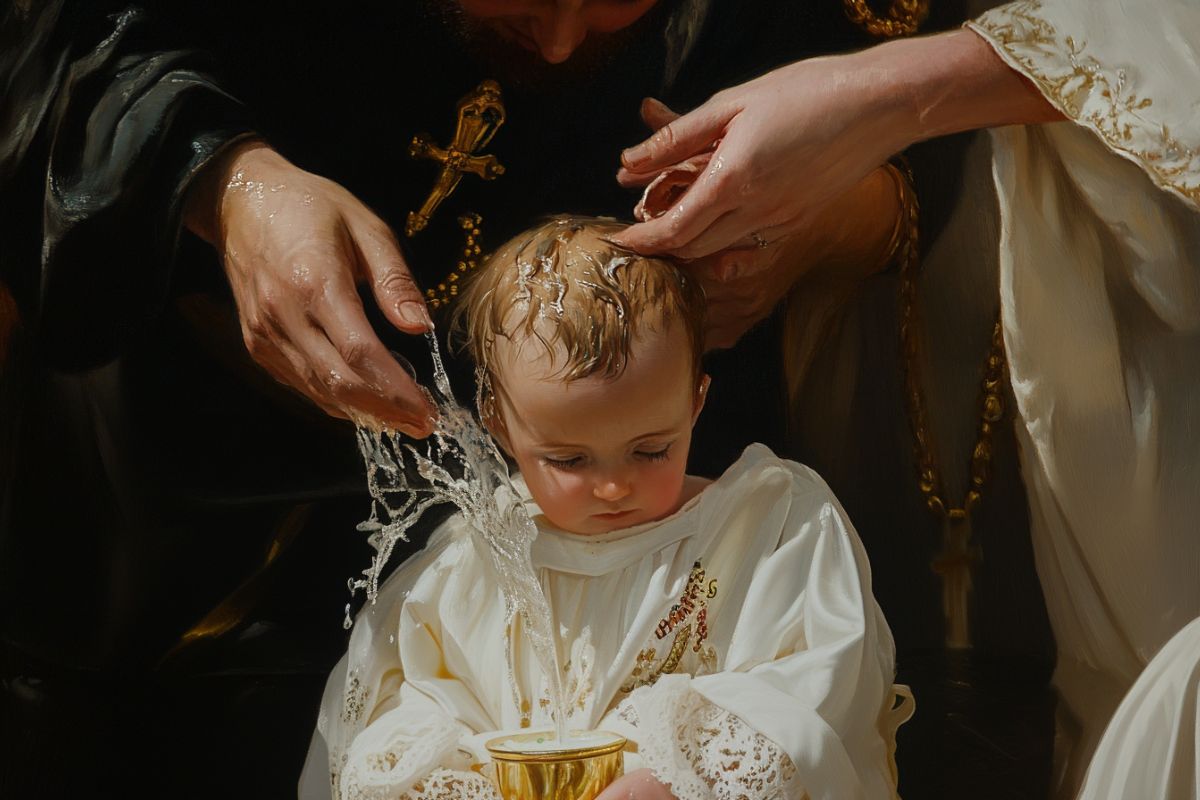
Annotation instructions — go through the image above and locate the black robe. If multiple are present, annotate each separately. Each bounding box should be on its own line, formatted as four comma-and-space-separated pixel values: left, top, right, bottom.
0, 1, 1053, 797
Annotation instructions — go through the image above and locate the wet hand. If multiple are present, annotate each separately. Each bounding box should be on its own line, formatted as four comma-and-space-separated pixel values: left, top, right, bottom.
617, 98, 823, 350
614, 30, 1065, 261
185, 140, 434, 435
595, 768, 678, 800
613, 53, 908, 260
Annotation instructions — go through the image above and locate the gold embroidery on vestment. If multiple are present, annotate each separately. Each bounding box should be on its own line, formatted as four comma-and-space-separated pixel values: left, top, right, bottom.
971, 0, 1200, 206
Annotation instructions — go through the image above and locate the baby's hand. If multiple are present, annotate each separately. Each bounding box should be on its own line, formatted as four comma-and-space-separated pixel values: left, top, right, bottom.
595, 768, 677, 800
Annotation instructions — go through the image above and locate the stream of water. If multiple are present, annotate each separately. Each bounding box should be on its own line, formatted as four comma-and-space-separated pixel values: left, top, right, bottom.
347, 332, 570, 742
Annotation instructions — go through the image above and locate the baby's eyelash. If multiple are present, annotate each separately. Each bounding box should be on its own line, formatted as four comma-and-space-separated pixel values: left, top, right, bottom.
636, 445, 671, 463
542, 455, 584, 471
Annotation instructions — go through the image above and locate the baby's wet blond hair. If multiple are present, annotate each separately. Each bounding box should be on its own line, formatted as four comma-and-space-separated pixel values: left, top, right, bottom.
454, 216, 705, 388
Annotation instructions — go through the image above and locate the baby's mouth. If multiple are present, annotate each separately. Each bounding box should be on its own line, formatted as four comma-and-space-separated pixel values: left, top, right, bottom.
593, 509, 635, 520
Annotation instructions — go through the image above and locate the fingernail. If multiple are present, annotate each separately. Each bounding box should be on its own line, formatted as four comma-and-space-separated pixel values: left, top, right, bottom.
398, 301, 432, 330
622, 147, 645, 167
389, 412, 426, 435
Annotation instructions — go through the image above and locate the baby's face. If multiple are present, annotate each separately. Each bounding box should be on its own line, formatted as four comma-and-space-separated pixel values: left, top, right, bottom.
491, 319, 705, 534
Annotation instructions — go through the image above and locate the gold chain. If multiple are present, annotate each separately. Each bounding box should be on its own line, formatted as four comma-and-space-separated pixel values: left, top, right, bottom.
843, 0, 930, 38
890, 160, 1007, 523
424, 212, 484, 312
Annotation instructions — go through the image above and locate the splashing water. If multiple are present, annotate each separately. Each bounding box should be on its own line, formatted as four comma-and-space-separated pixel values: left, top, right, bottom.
348, 332, 570, 742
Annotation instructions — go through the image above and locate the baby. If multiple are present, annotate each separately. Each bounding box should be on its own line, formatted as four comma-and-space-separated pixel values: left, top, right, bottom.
300, 217, 907, 800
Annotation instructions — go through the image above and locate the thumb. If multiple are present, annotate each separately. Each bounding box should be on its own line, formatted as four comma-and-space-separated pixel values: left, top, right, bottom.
639, 96, 680, 131
350, 221, 432, 333
621, 96, 730, 175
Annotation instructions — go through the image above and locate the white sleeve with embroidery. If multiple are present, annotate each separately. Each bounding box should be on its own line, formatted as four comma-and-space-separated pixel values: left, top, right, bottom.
601, 489, 906, 800
966, 1, 1200, 794
969, 0, 1200, 206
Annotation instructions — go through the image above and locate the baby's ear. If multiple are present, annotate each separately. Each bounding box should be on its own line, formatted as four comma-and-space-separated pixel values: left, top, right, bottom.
692, 374, 711, 423
483, 407, 514, 455
476, 371, 514, 453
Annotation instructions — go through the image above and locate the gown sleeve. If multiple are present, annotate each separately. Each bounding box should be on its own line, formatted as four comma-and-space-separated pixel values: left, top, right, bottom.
301, 518, 503, 800
968, 0, 1200, 211
1074, 616, 1200, 800
600, 469, 905, 800
0, 0, 253, 370
336, 684, 501, 800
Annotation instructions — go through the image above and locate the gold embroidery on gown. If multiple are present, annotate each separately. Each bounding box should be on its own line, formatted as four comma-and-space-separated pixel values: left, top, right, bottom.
621, 561, 719, 693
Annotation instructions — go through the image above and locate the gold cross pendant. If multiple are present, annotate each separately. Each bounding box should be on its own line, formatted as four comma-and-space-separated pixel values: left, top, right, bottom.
931, 508, 981, 650
406, 80, 507, 237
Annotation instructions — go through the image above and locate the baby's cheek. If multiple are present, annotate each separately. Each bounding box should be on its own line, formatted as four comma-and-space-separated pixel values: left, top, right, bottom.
640, 464, 686, 514
532, 469, 589, 516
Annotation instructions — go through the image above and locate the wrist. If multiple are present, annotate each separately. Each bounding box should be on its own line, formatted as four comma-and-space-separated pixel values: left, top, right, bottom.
183, 136, 271, 244
857, 29, 1064, 149
806, 167, 902, 279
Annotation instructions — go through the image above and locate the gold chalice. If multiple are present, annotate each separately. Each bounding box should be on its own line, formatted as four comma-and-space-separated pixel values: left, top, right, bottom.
486, 730, 626, 800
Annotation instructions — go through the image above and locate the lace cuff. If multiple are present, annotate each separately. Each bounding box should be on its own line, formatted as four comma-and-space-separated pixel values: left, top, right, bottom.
399, 769, 502, 800
616, 675, 800, 800
337, 714, 468, 800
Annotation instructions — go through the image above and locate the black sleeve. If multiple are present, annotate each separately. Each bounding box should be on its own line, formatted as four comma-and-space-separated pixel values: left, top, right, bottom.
0, 1, 253, 371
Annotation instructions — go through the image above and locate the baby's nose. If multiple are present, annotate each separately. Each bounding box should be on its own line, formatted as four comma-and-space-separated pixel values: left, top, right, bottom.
593, 479, 632, 503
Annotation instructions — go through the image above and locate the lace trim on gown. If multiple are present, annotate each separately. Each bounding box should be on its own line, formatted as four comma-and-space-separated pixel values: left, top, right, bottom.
337, 714, 469, 800
618, 677, 801, 800
398, 769, 502, 800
